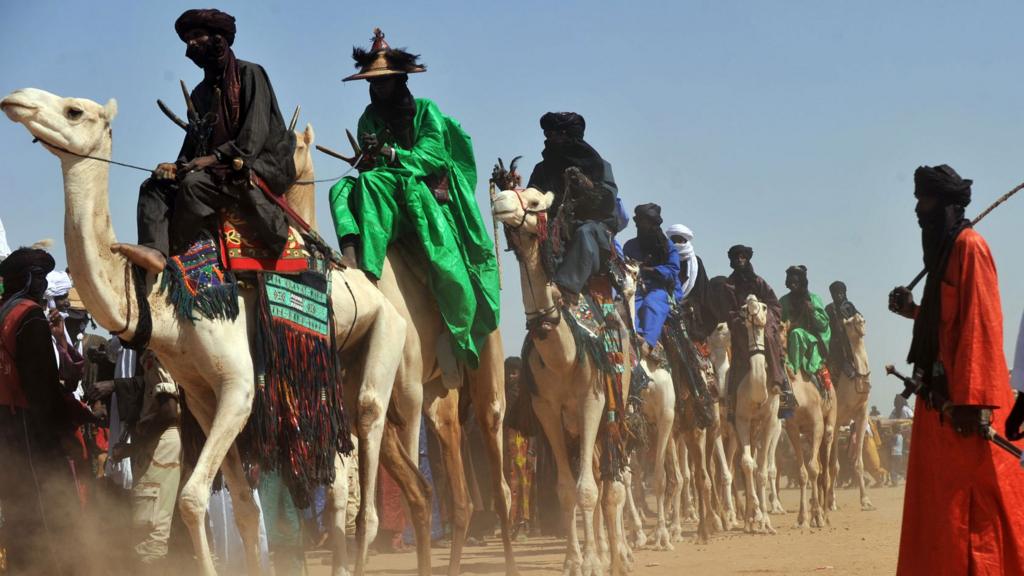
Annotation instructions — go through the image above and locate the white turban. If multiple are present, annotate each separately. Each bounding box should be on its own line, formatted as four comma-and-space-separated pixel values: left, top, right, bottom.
665, 224, 694, 241
45, 270, 73, 299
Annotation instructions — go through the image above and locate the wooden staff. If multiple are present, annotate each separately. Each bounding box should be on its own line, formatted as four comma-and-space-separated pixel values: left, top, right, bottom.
489, 178, 503, 290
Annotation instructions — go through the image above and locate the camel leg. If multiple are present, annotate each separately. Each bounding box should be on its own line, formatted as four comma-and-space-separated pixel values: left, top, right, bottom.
766, 417, 786, 515
648, 393, 674, 550
665, 433, 685, 543
177, 375, 254, 576
532, 395, 583, 576
676, 435, 697, 523
423, 384, 469, 576
575, 382, 607, 576
219, 445, 263, 576
735, 414, 760, 534
328, 449, 353, 576
687, 428, 719, 543
712, 423, 737, 530
702, 421, 725, 533
621, 461, 646, 549
785, 420, 810, 529
852, 411, 875, 510
379, 421, 432, 575
602, 477, 630, 576
466, 330, 519, 576
808, 428, 826, 529
820, 416, 836, 521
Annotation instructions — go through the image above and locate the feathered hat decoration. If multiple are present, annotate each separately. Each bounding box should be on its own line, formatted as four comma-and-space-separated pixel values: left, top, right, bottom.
344, 28, 426, 82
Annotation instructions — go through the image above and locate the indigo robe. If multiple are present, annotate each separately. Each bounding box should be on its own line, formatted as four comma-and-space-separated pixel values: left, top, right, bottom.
623, 238, 680, 347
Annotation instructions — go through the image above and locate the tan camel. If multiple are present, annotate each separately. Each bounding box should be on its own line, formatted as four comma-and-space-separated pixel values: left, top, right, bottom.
779, 322, 835, 529
1, 88, 408, 576
284, 126, 516, 576
826, 313, 874, 511
492, 185, 631, 576
732, 295, 781, 533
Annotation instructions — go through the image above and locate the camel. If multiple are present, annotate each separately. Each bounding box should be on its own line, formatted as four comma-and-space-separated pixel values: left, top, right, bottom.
284, 124, 517, 576
492, 184, 631, 576
826, 313, 874, 512
780, 321, 835, 529
1, 88, 408, 576
732, 294, 782, 534
707, 322, 740, 528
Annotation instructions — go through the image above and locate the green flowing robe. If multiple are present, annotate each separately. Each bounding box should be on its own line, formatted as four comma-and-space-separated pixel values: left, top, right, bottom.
329, 99, 500, 367
780, 292, 831, 376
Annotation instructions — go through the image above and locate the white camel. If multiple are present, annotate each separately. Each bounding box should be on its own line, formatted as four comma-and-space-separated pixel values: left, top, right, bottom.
733, 294, 782, 534
492, 183, 631, 576
707, 321, 740, 529
1, 88, 407, 576
826, 313, 874, 511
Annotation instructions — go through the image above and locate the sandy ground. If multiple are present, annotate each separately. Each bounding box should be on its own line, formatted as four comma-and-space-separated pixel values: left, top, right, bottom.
306, 483, 904, 575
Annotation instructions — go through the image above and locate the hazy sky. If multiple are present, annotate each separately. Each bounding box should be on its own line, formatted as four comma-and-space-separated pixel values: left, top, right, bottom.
2, 1, 1023, 411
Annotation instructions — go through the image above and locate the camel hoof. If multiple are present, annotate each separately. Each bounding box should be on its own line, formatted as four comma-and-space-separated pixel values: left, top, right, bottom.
563, 558, 583, 576
712, 515, 724, 532
829, 501, 839, 512
861, 500, 876, 512
580, 553, 604, 576
632, 531, 648, 549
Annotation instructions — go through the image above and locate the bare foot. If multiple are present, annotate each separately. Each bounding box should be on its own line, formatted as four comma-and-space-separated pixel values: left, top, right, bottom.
110, 243, 165, 274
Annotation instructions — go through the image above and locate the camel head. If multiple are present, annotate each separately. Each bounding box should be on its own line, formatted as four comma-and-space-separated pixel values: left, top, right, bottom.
843, 313, 866, 341
292, 123, 315, 181
741, 294, 767, 329
1, 88, 117, 160
491, 186, 555, 236
708, 321, 731, 351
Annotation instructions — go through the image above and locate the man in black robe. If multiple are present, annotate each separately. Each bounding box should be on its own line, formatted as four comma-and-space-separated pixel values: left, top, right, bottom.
527, 112, 624, 299
114, 8, 295, 273
825, 281, 860, 380
723, 245, 797, 416
0, 248, 93, 575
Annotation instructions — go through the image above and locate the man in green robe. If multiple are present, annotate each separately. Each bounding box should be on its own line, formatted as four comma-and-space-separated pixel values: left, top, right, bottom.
780, 265, 831, 384
329, 29, 499, 367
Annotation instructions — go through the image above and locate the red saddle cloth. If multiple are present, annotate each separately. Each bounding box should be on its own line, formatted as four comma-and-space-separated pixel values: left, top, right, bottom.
219, 209, 309, 273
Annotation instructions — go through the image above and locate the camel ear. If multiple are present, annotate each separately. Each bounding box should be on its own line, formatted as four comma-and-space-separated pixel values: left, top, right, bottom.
103, 99, 118, 121
303, 123, 315, 145
542, 191, 555, 207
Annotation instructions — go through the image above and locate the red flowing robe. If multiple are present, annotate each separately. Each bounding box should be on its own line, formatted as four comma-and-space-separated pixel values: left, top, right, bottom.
897, 229, 1024, 575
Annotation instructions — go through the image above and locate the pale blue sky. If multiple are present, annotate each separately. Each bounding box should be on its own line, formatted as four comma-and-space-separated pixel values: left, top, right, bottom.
2, 1, 1023, 411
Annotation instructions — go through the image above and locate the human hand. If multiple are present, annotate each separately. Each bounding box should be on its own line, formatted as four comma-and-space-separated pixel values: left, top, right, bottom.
87, 380, 115, 402
888, 286, 917, 319
112, 441, 132, 462
182, 154, 217, 173
48, 308, 66, 344
153, 162, 178, 180
360, 132, 380, 152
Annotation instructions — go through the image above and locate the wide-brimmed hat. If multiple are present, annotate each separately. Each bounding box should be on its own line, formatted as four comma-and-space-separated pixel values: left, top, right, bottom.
343, 28, 426, 82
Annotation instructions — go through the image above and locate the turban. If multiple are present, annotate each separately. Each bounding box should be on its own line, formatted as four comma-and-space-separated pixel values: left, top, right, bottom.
0, 247, 55, 295
175, 9, 236, 45
727, 244, 753, 260
665, 224, 694, 241
44, 270, 73, 299
914, 164, 972, 207
633, 203, 663, 225
829, 280, 847, 300
540, 112, 586, 139
786, 265, 808, 280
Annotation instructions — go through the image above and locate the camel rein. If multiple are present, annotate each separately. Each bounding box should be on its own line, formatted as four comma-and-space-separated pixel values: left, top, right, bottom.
503, 189, 558, 327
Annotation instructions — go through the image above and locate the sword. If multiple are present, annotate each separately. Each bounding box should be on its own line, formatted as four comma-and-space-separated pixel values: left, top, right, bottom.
885, 364, 1022, 459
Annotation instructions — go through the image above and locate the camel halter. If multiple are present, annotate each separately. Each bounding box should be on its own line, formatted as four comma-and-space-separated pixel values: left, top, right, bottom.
504, 188, 548, 230
502, 188, 557, 325
744, 306, 767, 356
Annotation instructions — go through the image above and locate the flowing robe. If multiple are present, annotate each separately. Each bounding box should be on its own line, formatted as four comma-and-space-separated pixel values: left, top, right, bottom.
329, 98, 500, 367
780, 291, 831, 376
622, 238, 680, 347
897, 229, 1024, 575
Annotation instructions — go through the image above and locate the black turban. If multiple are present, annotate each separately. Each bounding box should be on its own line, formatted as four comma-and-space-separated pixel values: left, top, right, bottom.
175, 9, 236, 45
0, 248, 55, 297
914, 164, 972, 207
786, 265, 808, 281
829, 280, 847, 300
505, 356, 522, 372
727, 244, 753, 260
634, 203, 663, 225
540, 112, 586, 139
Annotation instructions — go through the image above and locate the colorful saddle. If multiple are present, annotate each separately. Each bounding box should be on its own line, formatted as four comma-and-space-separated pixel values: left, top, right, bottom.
219, 208, 309, 274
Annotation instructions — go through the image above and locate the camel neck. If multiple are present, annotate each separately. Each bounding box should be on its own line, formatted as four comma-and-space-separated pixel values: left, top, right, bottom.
747, 324, 769, 404
848, 332, 870, 376
516, 236, 576, 371
60, 148, 135, 337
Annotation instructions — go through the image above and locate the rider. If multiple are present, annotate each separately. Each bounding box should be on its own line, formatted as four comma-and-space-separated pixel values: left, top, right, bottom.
666, 223, 715, 340
115, 8, 295, 273
825, 281, 860, 380
328, 29, 499, 367
780, 265, 832, 391
622, 203, 680, 357
725, 245, 798, 417
526, 112, 626, 303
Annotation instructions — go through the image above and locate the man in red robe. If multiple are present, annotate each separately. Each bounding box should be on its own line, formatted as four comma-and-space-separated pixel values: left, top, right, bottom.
889, 164, 1024, 575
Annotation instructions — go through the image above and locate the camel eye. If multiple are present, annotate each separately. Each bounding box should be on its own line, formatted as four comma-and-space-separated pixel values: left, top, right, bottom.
65, 107, 83, 120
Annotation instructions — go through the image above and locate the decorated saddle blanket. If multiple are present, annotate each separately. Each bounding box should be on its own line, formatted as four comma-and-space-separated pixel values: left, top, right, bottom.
664, 305, 716, 429
220, 208, 310, 274
246, 269, 353, 507
161, 236, 239, 323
